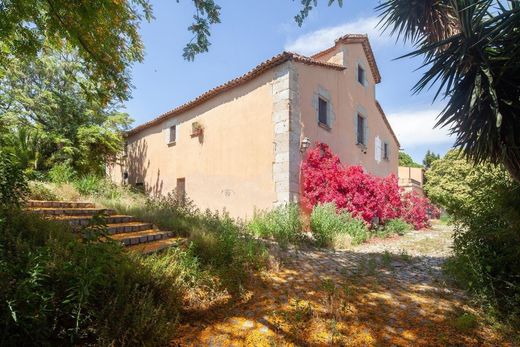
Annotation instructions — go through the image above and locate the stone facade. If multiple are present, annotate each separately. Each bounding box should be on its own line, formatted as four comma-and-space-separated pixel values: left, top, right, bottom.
271, 62, 301, 205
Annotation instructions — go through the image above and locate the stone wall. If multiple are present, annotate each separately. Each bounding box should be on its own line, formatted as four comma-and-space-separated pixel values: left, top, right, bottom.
272, 61, 301, 205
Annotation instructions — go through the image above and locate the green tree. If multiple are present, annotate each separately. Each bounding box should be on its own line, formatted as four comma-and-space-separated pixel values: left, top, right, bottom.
424, 150, 520, 321
422, 150, 440, 169
399, 151, 422, 168
377, 0, 520, 182
0, 46, 131, 175
0, 0, 224, 99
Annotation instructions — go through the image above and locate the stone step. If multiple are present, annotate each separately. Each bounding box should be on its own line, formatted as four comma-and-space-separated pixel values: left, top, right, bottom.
56, 214, 136, 227
106, 222, 154, 235
110, 229, 174, 246
126, 237, 187, 254
27, 200, 95, 208
28, 207, 116, 216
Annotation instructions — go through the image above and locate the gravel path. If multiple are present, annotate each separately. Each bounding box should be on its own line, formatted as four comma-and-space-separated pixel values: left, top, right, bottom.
173, 222, 509, 346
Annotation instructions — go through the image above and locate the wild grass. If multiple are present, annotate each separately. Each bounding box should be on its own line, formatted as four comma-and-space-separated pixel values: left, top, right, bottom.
0, 208, 193, 345
310, 203, 369, 248
20, 176, 271, 344
247, 203, 303, 249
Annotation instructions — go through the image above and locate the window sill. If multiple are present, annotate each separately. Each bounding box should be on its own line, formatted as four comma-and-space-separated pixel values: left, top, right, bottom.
318, 122, 331, 131
356, 142, 367, 153
167, 141, 176, 147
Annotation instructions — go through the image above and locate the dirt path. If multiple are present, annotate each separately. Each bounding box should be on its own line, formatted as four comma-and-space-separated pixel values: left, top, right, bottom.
173, 222, 509, 346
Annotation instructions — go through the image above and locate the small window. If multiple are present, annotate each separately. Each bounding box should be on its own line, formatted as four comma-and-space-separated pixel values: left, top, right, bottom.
169, 125, 177, 143
176, 178, 186, 203
318, 97, 329, 128
383, 142, 389, 160
123, 141, 128, 157
357, 65, 366, 86
357, 114, 366, 145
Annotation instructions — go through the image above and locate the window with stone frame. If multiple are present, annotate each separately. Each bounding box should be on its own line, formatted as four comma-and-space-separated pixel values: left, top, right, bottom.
318, 97, 330, 128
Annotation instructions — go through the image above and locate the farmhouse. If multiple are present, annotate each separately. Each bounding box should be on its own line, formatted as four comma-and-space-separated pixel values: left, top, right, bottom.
108, 34, 400, 218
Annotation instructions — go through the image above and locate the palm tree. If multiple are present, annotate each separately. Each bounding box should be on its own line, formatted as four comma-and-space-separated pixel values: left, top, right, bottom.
377, 0, 520, 181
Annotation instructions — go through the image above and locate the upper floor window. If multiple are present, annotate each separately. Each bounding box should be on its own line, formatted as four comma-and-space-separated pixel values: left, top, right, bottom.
318, 97, 330, 128
383, 141, 389, 160
169, 125, 177, 144
357, 64, 366, 86
356, 113, 367, 146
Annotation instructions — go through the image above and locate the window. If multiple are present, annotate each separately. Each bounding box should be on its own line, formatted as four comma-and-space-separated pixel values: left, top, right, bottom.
357, 65, 366, 86
383, 142, 389, 160
123, 141, 128, 157
169, 125, 177, 143
318, 97, 329, 128
176, 178, 186, 204
357, 114, 366, 145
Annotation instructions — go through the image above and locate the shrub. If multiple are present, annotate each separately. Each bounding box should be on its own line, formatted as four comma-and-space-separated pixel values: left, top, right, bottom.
0, 209, 187, 345
28, 181, 58, 201
0, 151, 28, 208
400, 192, 433, 230
247, 203, 303, 248
302, 143, 431, 229
48, 162, 77, 184
73, 175, 122, 199
427, 150, 520, 325
382, 218, 411, 236
310, 203, 369, 248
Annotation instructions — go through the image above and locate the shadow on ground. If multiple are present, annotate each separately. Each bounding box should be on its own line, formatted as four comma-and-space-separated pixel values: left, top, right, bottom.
172, 228, 508, 346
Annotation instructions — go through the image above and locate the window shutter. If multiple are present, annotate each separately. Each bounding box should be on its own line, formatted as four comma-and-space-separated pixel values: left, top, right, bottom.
364, 118, 369, 146
375, 136, 381, 162
354, 114, 358, 144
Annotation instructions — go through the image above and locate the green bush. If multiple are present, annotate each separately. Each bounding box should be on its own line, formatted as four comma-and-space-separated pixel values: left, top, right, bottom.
427, 150, 520, 325
310, 203, 369, 248
28, 181, 58, 201
382, 218, 411, 236
73, 175, 122, 200
0, 208, 223, 346
48, 162, 77, 184
247, 203, 303, 248
0, 151, 28, 208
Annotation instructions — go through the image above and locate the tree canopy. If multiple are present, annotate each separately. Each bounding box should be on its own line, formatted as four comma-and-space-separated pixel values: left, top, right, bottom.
0, 0, 223, 100
423, 150, 440, 169
0, 45, 131, 176
377, 0, 520, 181
399, 151, 422, 168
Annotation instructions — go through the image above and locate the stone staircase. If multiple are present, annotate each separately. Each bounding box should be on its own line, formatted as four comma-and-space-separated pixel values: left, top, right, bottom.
26, 200, 184, 253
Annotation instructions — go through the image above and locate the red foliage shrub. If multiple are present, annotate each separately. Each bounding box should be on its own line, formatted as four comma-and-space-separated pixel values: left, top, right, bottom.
301, 143, 435, 230
400, 191, 432, 229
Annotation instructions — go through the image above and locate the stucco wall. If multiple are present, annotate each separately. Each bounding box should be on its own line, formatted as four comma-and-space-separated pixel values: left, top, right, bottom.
295, 43, 399, 178
112, 70, 279, 218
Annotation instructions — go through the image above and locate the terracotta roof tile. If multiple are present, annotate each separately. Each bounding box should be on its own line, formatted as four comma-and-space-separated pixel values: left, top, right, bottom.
127, 52, 345, 135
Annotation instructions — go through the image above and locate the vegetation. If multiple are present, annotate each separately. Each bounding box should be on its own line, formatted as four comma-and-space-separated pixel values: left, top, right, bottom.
425, 150, 520, 326
0, 48, 131, 177
310, 203, 369, 248
399, 151, 422, 168
0, 151, 28, 208
382, 218, 412, 236
423, 150, 440, 169
302, 143, 435, 229
0, 209, 187, 345
247, 204, 303, 249
377, 0, 520, 182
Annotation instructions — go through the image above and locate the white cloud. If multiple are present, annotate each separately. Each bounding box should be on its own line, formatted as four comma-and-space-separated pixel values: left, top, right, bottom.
387, 108, 456, 148
285, 16, 392, 56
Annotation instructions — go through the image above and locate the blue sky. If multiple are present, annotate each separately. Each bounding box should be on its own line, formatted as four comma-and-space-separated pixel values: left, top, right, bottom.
125, 0, 455, 163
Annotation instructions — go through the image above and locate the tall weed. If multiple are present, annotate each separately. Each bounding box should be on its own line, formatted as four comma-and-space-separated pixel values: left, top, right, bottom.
310, 203, 369, 248
247, 203, 303, 248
